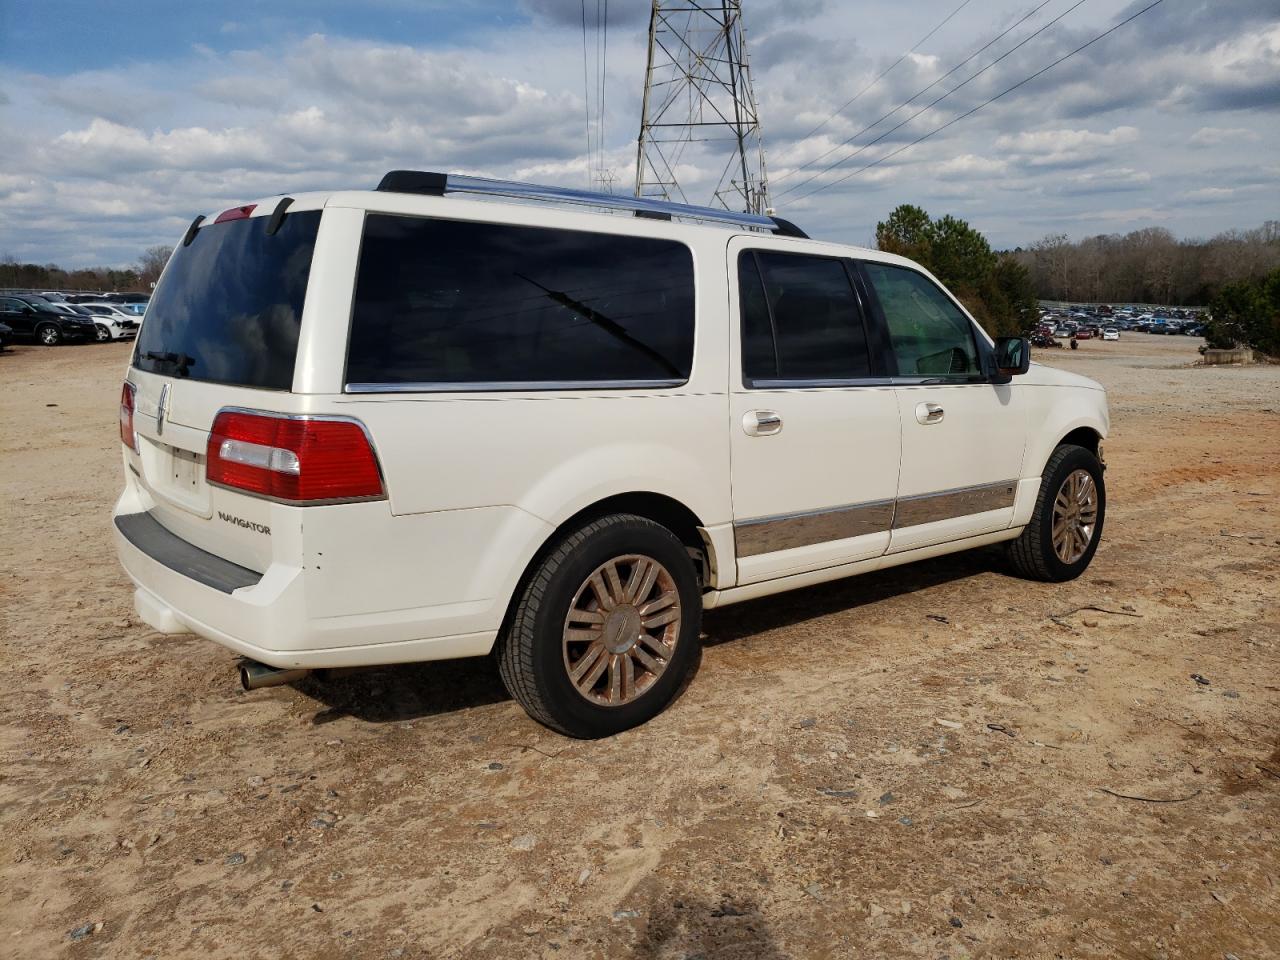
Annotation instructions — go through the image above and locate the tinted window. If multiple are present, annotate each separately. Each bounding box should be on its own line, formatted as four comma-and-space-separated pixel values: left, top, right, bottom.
133, 211, 320, 389
739, 250, 870, 382
346, 215, 695, 388
862, 263, 980, 378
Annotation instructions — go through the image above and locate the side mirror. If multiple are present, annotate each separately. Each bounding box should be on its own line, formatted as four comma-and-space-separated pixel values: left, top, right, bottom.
992, 337, 1030, 381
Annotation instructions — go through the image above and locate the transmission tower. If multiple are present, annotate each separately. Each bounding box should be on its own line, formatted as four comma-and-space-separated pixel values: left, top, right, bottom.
634, 1, 771, 214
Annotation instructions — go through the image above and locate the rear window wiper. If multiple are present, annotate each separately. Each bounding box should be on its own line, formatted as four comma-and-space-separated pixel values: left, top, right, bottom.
513, 272, 683, 379
141, 351, 196, 377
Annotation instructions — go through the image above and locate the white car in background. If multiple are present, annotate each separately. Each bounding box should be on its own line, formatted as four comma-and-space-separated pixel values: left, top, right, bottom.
79, 302, 139, 341
1102, 328, 1119, 341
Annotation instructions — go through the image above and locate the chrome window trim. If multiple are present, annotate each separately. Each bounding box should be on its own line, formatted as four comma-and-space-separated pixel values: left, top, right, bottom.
743, 376, 895, 390
344, 379, 687, 394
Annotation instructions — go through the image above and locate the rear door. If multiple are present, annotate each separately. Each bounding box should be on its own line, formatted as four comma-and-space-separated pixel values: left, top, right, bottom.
728, 240, 900, 585
0, 299, 31, 337
125, 207, 324, 571
856, 260, 1027, 553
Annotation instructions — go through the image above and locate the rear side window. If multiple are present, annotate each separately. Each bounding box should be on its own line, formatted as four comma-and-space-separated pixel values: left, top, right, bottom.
346, 215, 695, 389
738, 250, 871, 383
133, 211, 321, 390
861, 263, 980, 379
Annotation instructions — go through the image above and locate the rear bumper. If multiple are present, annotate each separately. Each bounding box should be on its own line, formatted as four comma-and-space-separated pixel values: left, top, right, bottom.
113, 503, 501, 669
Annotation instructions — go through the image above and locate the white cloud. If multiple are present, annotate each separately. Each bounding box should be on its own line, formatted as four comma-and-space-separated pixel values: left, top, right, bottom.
935, 154, 1008, 178
995, 126, 1141, 168
1189, 126, 1261, 147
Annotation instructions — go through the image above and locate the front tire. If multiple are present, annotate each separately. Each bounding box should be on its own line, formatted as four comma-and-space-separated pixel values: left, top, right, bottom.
94, 324, 111, 342
497, 514, 702, 738
37, 323, 62, 346
1008, 444, 1105, 582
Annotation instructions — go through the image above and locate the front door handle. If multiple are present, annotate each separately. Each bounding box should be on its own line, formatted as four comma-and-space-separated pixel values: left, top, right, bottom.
915, 402, 945, 425
743, 410, 782, 437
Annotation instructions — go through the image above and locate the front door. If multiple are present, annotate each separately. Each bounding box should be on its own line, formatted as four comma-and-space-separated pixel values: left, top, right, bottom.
857, 261, 1027, 553
728, 240, 901, 585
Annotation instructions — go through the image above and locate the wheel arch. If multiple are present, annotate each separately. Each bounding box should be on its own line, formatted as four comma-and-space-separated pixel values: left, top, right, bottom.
1057, 426, 1102, 457
496, 491, 714, 650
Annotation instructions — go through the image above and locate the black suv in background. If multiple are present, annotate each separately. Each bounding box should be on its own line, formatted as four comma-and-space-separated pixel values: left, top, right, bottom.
0, 295, 98, 344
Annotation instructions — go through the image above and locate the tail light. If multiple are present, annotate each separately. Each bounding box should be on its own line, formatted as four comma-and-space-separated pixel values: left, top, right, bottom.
213, 203, 257, 223
206, 410, 385, 504
119, 381, 137, 452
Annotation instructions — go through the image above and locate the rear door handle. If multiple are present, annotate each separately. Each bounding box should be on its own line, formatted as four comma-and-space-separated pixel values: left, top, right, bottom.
743, 410, 782, 437
915, 402, 945, 425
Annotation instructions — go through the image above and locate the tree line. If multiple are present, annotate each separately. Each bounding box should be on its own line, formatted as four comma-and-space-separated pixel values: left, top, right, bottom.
0, 245, 172, 293
876, 206, 1280, 354
1010, 222, 1280, 307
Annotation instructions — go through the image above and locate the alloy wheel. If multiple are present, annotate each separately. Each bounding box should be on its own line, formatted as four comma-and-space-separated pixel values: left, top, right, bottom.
562, 554, 681, 707
1051, 468, 1098, 564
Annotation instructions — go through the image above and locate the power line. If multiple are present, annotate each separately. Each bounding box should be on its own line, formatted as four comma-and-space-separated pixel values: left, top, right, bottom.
580, 0, 592, 188
601, 0, 610, 189
776, 0, 1055, 186
776, 0, 1087, 199
792, 0, 975, 150
788, 0, 1167, 204
595, 0, 603, 184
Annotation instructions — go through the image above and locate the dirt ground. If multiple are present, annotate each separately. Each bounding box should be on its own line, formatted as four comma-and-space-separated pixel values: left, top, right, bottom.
2, 333, 1277, 960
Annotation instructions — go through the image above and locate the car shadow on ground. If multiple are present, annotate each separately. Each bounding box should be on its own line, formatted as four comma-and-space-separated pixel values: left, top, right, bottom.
295, 546, 1007, 726
702, 544, 1005, 646
630, 889, 787, 959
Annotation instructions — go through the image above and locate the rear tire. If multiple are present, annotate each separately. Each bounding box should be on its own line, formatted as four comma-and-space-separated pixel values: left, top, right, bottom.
37, 323, 62, 346
1008, 444, 1105, 582
496, 513, 702, 738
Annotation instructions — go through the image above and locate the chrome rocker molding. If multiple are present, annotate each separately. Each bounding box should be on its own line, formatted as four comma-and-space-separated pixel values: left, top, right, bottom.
893, 479, 1017, 528
733, 479, 1018, 557
735, 499, 895, 558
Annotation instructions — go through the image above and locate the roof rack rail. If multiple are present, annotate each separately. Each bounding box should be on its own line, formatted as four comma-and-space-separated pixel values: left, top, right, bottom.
375, 170, 807, 238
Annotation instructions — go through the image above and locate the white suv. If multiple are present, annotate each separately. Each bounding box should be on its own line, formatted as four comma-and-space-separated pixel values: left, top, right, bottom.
114, 172, 1109, 738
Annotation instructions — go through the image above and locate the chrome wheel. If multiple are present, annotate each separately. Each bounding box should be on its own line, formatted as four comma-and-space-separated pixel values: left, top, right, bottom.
95, 325, 111, 342
1052, 469, 1098, 564
563, 554, 681, 707
39, 326, 59, 345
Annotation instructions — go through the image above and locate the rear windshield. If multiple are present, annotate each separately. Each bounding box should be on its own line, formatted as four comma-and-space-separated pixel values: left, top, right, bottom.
345, 214, 695, 389
133, 210, 321, 390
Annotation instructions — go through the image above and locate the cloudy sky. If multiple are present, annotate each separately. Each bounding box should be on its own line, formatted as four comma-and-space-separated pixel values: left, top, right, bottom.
1, 0, 1277, 267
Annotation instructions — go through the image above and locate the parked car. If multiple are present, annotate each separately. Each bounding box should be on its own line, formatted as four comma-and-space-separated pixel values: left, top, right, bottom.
113, 172, 1109, 737
0, 320, 11, 349
0, 295, 97, 344
1074, 327, 1094, 340
1102, 328, 1119, 341
79, 302, 140, 341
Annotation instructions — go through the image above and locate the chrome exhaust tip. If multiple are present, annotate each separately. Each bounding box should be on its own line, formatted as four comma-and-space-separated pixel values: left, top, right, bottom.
239, 659, 309, 691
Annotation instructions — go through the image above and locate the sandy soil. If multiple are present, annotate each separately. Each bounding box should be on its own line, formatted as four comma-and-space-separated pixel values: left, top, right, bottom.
1, 334, 1277, 960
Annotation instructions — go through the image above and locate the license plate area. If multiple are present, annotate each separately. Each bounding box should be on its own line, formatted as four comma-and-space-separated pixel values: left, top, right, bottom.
139, 436, 211, 516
